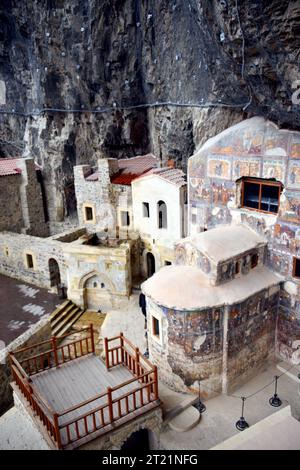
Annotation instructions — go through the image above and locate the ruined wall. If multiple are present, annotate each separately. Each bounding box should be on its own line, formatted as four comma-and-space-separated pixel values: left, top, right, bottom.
188, 117, 300, 363
0, 174, 22, 233
0, 231, 67, 288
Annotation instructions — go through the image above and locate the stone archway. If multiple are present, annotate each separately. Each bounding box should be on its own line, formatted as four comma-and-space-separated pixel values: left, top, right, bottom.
121, 428, 150, 451
48, 258, 61, 288
79, 271, 116, 311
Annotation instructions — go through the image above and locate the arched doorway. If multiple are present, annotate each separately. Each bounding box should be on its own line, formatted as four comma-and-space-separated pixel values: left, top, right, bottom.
48, 258, 61, 288
121, 429, 149, 451
147, 252, 156, 278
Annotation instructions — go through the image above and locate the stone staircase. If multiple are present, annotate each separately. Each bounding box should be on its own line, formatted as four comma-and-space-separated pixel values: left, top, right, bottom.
50, 300, 85, 337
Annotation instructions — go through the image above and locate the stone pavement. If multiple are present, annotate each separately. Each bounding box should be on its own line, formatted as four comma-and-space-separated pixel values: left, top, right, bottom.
159, 359, 300, 450
0, 273, 59, 348
100, 293, 148, 353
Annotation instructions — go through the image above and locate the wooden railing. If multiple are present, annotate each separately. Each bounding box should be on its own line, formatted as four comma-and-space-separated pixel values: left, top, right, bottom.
14, 324, 95, 377
9, 330, 159, 449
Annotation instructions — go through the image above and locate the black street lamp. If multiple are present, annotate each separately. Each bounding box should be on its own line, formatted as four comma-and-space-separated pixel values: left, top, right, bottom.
195, 380, 206, 413
269, 375, 282, 407
236, 397, 249, 431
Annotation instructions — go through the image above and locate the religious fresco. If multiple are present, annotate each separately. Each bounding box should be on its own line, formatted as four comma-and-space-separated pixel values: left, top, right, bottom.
287, 161, 300, 188
233, 159, 260, 179
264, 128, 289, 156
290, 134, 300, 158
207, 157, 231, 180
209, 126, 264, 156
262, 159, 285, 181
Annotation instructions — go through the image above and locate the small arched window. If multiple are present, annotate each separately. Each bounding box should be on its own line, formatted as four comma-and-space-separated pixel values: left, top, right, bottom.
157, 200, 167, 229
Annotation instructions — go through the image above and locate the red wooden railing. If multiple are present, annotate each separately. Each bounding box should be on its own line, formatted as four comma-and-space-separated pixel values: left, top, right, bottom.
9, 330, 159, 450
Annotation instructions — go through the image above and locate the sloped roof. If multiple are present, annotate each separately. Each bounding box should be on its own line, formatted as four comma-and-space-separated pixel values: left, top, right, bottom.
85, 154, 158, 185
133, 167, 186, 188
181, 224, 266, 264
0, 158, 41, 177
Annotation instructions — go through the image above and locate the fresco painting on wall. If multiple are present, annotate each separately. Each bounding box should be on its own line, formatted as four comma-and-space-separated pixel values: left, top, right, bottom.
287, 162, 300, 188
207, 158, 231, 179
262, 160, 285, 181
233, 159, 260, 179
291, 135, 300, 158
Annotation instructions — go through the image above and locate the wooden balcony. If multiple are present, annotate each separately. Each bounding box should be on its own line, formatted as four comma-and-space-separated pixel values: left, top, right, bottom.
9, 326, 160, 450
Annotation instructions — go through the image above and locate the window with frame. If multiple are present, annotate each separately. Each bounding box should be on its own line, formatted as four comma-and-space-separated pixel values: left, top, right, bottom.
293, 257, 300, 278
242, 178, 282, 214
121, 210, 130, 226
142, 202, 150, 218
26, 253, 34, 269
152, 316, 160, 338
84, 206, 94, 221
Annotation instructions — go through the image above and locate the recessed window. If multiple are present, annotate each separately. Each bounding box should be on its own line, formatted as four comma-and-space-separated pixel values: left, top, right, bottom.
251, 253, 258, 268
235, 261, 240, 274
293, 257, 300, 278
93, 282, 98, 288
242, 178, 282, 214
158, 200, 167, 229
142, 202, 150, 218
152, 316, 160, 338
85, 206, 94, 221
164, 260, 172, 266
121, 211, 130, 227
101, 282, 105, 288
26, 253, 34, 269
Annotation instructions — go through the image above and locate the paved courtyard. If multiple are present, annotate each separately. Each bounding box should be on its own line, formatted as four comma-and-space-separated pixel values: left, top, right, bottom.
0, 274, 59, 348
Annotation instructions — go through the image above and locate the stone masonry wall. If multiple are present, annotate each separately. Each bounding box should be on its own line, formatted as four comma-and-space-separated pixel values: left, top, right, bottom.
0, 232, 67, 289
0, 174, 23, 233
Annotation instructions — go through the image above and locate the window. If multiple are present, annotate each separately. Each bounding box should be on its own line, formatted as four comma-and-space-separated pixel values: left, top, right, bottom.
242, 178, 282, 214
26, 253, 34, 269
121, 211, 130, 226
84, 206, 94, 221
152, 316, 160, 338
101, 282, 105, 288
293, 257, 300, 278
235, 261, 240, 274
4, 247, 9, 257
157, 200, 167, 229
164, 260, 172, 266
251, 253, 258, 268
142, 202, 150, 218
93, 282, 98, 288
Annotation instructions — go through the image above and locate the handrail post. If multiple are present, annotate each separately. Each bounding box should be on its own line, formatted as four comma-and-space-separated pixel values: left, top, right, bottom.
52, 336, 59, 368
153, 365, 159, 400
135, 347, 140, 377
53, 413, 62, 449
120, 332, 124, 365
90, 323, 95, 354
104, 337, 109, 369
107, 387, 114, 423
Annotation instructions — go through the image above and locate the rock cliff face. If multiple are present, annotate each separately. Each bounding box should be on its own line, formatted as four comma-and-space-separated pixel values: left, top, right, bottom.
0, 0, 300, 222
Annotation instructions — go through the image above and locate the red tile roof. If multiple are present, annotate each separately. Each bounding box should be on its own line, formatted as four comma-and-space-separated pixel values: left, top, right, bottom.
85, 154, 158, 185
0, 158, 41, 177
133, 167, 186, 187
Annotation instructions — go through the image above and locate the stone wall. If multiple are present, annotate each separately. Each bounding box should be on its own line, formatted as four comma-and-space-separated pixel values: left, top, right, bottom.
0, 315, 51, 416
0, 174, 23, 233
0, 232, 67, 289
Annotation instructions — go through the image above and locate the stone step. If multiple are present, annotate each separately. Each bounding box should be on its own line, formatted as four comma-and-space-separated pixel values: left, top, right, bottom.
52, 308, 85, 337
168, 406, 201, 432
276, 361, 300, 384
49, 300, 71, 321
51, 303, 79, 330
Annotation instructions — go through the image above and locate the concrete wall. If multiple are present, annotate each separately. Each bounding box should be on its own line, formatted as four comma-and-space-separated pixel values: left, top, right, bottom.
188, 117, 300, 363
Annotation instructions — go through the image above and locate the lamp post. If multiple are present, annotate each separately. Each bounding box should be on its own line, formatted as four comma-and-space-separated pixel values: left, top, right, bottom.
236, 397, 249, 431
269, 375, 282, 407
196, 380, 206, 413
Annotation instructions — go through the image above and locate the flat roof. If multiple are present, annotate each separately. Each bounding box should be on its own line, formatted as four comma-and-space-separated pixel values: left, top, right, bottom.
181, 224, 266, 264
142, 264, 282, 311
